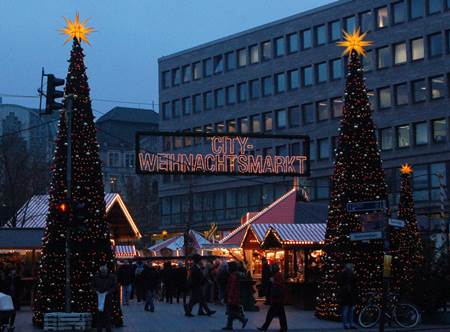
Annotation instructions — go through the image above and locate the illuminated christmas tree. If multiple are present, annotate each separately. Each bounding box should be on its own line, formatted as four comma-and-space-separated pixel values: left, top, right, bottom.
390, 164, 423, 298
33, 14, 122, 327
315, 30, 388, 320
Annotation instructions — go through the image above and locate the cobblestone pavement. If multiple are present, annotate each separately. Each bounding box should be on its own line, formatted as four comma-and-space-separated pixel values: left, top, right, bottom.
14, 301, 450, 332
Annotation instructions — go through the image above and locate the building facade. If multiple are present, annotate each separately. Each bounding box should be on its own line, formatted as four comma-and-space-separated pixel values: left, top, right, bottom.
96, 106, 160, 232
158, 0, 450, 231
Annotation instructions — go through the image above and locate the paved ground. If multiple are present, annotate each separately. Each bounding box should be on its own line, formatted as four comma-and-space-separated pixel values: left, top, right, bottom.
14, 301, 450, 331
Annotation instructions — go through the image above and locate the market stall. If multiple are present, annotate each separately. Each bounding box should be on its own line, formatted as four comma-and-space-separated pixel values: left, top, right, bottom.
148, 229, 211, 258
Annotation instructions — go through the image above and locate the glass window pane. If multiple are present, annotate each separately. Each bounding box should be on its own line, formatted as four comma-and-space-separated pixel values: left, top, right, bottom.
193, 94, 201, 113
182, 65, 191, 82
193, 62, 201, 79
378, 87, 392, 108
301, 29, 312, 49
275, 73, 285, 93
182, 96, 192, 115
203, 58, 212, 77
288, 69, 299, 90
289, 106, 300, 127
317, 100, 329, 121
302, 66, 313, 86
381, 128, 393, 150
393, 1, 406, 24
274, 37, 284, 57
410, 0, 424, 18
225, 52, 235, 71
262, 41, 272, 61
377, 46, 390, 68
214, 55, 223, 74
332, 97, 344, 117
238, 82, 247, 102
204, 91, 213, 110
415, 122, 429, 145
226, 85, 236, 104
237, 48, 247, 67
162, 102, 170, 120
276, 109, 287, 129
316, 178, 329, 199
239, 117, 249, 133
368, 90, 375, 110
413, 79, 426, 102
413, 165, 428, 189
172, 99, 181, 117
395, 83, 408, 105
433, 119, 447, 142
363, 50, 373, 71
215, 88, 224, 107
429, 0, 442, 13
317, 62, 327, 83
412, 38, 424, 60
262, 76, 273, 96
162, 71, 170, 89
331, 58, 342, 79
431, 163, 446, 186
394, 43, 407, 64
318, 138, 330, 159
287, 33, 299, 53
251, 115, 261, 133
172, 68, 181, 85
376, 6, 389, 28
397, 125, 410, 147
249, 44, 259, 64
250, 79, 260, 99
302, 103, 314, 125
330, 20, 341, 41
227, 120, 236, 133
431, 75, 445, 99
263, 112, 273, 132
360, 11, 372, 32
345, 16, 356, 32
429, 33, 443, 57
315, 25, 326, 45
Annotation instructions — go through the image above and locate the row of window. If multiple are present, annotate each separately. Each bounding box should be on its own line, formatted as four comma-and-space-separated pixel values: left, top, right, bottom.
160, 0, 450, 89
107, 151, 135, 168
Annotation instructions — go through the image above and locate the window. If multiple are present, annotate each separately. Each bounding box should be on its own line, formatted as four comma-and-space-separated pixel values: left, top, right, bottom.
263, 112, 273, 132
301, 29, 312, 49
318, 138, 330, 159
376, 6, 389, 28
302, 103, 314, 125
216, 122, 225, 133
317, 62, 327, 83
302, 66, 313, 86
344, 16, 356, 32
447, 0, 450, 9
316, 178, 329, 199
433, 118, 447, 142
237, 82, 247, 102
428, 0, 441, 14
182, 65, 191, 83
394, 42, 407, 64
287, 33, 299, 53
288, 69, 299, 90
429, 33, 443, 57
332, 97, 344, 117
251, 115, 261, 133
172, 68, 181, 86
414, 122, 429, 145
162, 71, 170, 89
226, 85, 236, 104
249, 44, 259, 64
412, 79, 426, 102
380, 128, 393, 150
410, 0, 425, 18
227, 120, 236, 133
395, 83, 409, 105
397, 125, 410, 147
276, 109, 287, 129
109, 176, 118, 192
363, 50, 373, 71
183, 129, 192, 147
162, 102, 170, 120
368, 90, 376, 110
330, 20, 341, 41
193, 127, 202, 145
193, 94, 201, 113
377, 46, 390, 68
275, 72, 286, 94
289, 106, 300, 127
393, 1, 406, 24
249, 79, 260, 99
360, 11, 372, 32
213, 55, 223, 74
225, 51, 235, 71
378, 87, 392, 108
203, 58, 212, 77
193, 62, 201, 79
203, 91, 213, 110
182, 97, 192, 115
239, 117, 249, 133
237, 48, 247, 67
331, 58, 342, 79
262, 76, 273, 96
172, 99, 181, 117
215, 88, 224, 108
276, 145, 288, 156
262, 41, 272, 61
411, 37, 424, 60
317, 100, 329, 121
309, 141, 316, 161
315, 25, 326, 46
108, 152, 121, 167
431, 75, 446, 99
274, 37, 284, 57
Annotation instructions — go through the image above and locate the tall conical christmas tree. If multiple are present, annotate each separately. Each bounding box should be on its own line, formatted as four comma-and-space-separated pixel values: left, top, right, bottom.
315, 30, 388, 320
390, 164, 423, 298
33, 14, 122, 326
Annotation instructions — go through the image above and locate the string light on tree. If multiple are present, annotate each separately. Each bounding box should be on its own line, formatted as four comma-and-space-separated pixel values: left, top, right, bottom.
315, 29, 388, 320
33, 14, 122, 327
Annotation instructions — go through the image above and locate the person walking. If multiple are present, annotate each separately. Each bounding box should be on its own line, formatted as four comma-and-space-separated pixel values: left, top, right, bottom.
117, 262, 133, 305
174, 262, 187, 305
162, 262, 175, 304
184, 254, 216, 317
258, 264, 287, 332
134, 260, 145, 302
143, 262, 159, 312
93, 265, 117, 332
222, 261, 248, 331
338, 263, 357, 330
261, 257, 271, 305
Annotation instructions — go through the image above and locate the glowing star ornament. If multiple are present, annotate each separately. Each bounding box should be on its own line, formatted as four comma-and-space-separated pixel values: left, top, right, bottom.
337, 28, 373, 56
400, 163, 413, 175
59, 12, 95, 45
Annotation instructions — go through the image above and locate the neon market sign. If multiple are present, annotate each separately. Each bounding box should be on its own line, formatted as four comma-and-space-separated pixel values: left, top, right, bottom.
135, 132, 310, 177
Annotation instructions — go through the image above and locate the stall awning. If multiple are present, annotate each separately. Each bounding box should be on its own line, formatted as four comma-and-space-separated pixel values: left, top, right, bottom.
149, 230, 211, 256
115, 245, 137, 258
261, 223, 326, 246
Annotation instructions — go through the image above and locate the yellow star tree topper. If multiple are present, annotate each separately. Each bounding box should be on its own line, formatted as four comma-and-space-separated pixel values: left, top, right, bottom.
337, 28, 372, 56
59, 12, 95, 45
400, 163, 413, 175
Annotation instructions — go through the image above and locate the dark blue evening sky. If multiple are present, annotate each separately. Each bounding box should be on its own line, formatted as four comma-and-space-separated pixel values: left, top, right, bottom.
0, 0, 334, 116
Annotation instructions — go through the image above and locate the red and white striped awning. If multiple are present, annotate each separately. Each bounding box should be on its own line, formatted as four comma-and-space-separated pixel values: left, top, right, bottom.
259, 223, 326, 245
115, 245, 137, 258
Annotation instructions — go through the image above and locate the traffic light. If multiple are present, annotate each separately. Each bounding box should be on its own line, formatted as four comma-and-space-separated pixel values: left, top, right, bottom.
45, 74, 65, 113
56, 201, 70, 222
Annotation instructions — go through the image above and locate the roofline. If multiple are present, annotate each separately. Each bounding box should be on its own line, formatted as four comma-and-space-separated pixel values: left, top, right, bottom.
106, 194, 142, 239
158, 0, 351, 62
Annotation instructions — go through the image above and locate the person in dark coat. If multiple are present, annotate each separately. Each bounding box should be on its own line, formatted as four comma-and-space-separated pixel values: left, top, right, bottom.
261, 257, 272, 305
161, 262, 175, 304
222, 261, 248, 330
184, 254, 216, 317
143, 262, 159, 312
117, 262, 134, 305
134, 260, 145, 302
217, 262, 229, 305
258, 264, 287, 332
93, 265, 117, 332
338, 263, 357, 330
174, 262, 188, 305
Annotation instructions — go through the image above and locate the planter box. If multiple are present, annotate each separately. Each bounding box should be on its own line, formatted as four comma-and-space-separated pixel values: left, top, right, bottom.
44, 312, 92, 331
